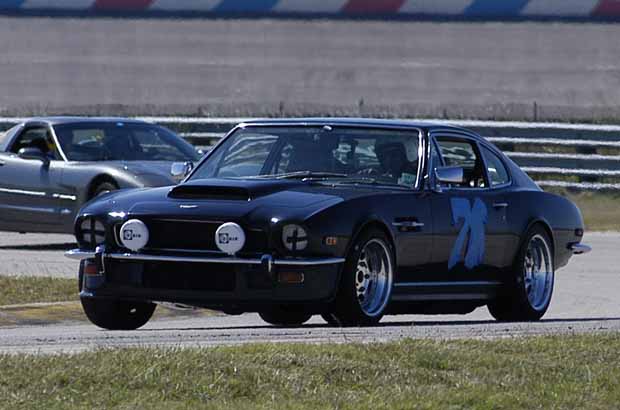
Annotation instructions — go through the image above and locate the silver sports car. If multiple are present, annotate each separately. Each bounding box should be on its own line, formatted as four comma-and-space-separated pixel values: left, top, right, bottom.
0, 117, 200, 234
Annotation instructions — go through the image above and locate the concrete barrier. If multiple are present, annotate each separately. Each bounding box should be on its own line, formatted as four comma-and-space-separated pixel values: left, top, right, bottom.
1, 0, 620, 19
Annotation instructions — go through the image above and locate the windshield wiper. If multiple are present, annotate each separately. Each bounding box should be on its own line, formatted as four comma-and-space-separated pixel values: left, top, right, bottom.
329, 177, 408, 188
251, 171, 349, 180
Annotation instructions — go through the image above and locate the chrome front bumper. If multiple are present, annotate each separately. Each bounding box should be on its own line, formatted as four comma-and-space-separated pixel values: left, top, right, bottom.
569, 243, 591, 255
65, 249, 345, 270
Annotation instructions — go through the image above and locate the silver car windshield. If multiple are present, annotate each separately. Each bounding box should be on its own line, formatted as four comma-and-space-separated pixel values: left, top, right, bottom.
191, 126, 421, 188
54, 122, 200, 162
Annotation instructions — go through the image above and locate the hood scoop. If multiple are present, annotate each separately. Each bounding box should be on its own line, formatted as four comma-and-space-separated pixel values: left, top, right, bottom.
168, 185, 251, 201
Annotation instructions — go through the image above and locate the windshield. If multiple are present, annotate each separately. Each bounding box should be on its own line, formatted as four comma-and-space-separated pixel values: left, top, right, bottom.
53, 122, 200, 162
191, 126, 421, 188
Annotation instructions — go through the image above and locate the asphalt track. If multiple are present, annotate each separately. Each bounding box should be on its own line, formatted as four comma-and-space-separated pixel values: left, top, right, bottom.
1, 18, 620, 120
0, 231, 618, 354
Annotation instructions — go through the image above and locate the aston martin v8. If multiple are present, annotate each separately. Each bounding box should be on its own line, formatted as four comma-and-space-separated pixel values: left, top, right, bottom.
0, 117, 200, 233
66, 119, 590, 329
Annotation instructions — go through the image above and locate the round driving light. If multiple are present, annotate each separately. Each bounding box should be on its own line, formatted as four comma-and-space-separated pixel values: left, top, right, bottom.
282, 224, 308, 252
215, 222, 246, 255
119, 219, 149, 251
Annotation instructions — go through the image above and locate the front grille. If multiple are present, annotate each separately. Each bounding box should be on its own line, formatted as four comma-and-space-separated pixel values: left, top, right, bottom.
107, 260, 236, 292
116, 218, 268, 253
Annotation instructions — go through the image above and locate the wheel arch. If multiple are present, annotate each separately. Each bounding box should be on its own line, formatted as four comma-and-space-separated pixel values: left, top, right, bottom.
346, 218, 397, 264
87, 174, 119, 200
520, 218, 555, 265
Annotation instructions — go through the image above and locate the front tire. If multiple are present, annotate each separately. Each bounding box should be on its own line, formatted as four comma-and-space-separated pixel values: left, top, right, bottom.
81, 297, 156, 330
332, 228, 394, 326
488, 226, 555, 321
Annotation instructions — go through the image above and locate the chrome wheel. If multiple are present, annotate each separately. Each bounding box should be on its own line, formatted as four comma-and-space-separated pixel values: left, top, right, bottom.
354, 238, 393, 317
523, 234, 554, 311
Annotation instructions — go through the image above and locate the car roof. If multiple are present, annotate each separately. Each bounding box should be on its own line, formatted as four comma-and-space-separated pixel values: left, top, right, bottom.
239, 117, 479, 137
23, 116, 150, 126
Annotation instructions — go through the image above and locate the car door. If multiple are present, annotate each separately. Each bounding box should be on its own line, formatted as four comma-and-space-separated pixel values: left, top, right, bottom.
0, 124, 69, 231
429, 132, 511, 283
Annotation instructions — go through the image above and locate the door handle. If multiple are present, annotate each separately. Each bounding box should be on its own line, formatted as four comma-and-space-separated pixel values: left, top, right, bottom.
392, 221, 425, 230
0, 160, 5, 166
493, 202, 509, 209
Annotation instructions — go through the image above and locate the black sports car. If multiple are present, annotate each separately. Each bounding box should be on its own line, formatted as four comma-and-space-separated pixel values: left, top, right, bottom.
66, 118, 590, 329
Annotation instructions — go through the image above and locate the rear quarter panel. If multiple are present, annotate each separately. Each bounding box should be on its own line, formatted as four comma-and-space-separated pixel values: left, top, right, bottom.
504, 189, 584, 270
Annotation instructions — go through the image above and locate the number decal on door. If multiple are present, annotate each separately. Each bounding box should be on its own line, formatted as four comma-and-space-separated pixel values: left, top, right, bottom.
448, 197, 488, 270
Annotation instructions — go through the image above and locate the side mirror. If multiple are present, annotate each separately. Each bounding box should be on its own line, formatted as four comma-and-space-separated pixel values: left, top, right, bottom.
435, 166, 464, 184
171, 161, 193, 178
18, 147, 49, 164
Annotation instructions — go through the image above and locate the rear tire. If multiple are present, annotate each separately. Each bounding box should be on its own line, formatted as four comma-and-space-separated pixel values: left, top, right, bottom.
488, 225, 554, 322
81, 297, 156, 330
332, 228, 394, 326
259, 307, 312, 326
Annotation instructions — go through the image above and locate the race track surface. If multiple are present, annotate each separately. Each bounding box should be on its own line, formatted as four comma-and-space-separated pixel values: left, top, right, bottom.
0, 232, 617, 354
1, 18, 619, 120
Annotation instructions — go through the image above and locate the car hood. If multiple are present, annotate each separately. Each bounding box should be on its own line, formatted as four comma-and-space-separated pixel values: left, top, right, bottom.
87, 178, 383, 223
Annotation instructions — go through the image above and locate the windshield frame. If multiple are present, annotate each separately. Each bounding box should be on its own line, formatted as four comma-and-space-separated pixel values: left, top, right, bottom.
52, 121, 200, 163
187, 122, 426, 190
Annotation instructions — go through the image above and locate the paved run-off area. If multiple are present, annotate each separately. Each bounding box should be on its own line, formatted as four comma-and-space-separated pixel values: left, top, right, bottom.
1, 18, 620, 121
0, 231, 617, 353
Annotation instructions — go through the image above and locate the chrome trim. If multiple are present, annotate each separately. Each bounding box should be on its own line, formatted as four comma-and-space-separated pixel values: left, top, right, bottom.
0, 187, 46, 197
492, 202, 509, 208
64, 248, 345, 266
392, 221, 425, 228
65, 249, 96, 260
569, 243, 591, 255
394, 280, 502, 287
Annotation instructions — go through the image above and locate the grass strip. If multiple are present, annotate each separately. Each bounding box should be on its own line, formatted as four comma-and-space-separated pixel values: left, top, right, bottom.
0, 276, 77, 306
1, 334, 620, 409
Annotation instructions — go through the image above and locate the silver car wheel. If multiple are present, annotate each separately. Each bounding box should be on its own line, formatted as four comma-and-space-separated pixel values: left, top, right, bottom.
355, 238, 393, 317
523, 234, 554, 311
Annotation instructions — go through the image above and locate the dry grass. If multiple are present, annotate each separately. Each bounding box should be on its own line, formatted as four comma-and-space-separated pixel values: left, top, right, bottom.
1, 335, 620, 409
0, 276, 77, 306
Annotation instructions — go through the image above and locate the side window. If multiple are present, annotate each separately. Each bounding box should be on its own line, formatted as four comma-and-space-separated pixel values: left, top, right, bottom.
435, 138, 486, 188
10, 127, 59, 160
480, 145, 510, 187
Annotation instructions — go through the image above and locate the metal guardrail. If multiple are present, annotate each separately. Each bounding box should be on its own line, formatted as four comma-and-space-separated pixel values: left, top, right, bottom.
2, 117, 620, 191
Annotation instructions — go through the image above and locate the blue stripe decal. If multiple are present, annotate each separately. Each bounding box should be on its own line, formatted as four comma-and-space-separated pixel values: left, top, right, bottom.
464, 0, 530, 16
214, 0, 279, 13
0, 0, 25, 9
